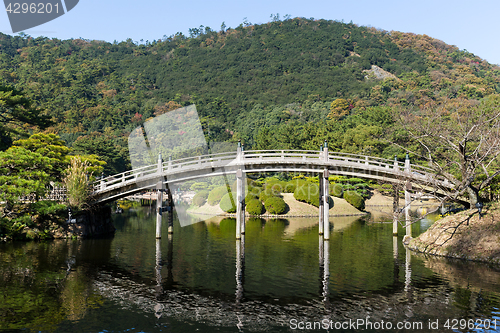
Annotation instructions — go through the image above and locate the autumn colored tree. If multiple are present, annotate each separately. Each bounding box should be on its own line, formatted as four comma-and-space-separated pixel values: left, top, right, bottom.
397, 97, 500, 206
153, 101, 183, 116
327, 98, 353, 120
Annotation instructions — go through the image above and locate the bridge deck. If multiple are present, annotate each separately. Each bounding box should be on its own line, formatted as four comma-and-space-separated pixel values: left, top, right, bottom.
90, 150, 453, 204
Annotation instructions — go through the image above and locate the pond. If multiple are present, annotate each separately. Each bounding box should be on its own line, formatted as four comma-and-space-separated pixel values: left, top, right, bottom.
1, 205, 500, 332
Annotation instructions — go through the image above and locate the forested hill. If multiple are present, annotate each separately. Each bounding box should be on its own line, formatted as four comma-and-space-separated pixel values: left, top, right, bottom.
1, 17, 500, 173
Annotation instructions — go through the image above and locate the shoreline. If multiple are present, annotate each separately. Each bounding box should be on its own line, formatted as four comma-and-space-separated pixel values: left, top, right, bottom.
408, 202, 500, 265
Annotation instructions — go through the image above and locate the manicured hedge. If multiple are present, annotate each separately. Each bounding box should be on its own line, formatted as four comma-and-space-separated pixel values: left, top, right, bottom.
259, 186, 281, 202
245, 192, 259, 202
192, 190, 209, 207
331, 183, 343, 198
264, 196, 287, 214
207, 186, 228, 205
283, 179, 307, 193
294, 182, 320, 207
246, 198, 265, 215
344, 191, 365, 211
220, 193, 237, 213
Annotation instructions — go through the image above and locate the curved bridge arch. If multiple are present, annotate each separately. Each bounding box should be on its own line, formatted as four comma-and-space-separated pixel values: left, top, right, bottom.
91, 149, 455, 205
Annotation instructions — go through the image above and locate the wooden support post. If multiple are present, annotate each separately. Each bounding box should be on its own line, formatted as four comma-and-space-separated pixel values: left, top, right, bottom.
156, 185, 163, 239
237, 140, 242, 162
393, 155, 400, 172
156, 153, 164, 239
323, 169, 330, 240
318, 171, 324, 235
393, 184, 399, 236
405, 182, 411, 238
167, 187, 173, 234
241, 173, 245, 235
404, 154, 411, 239
157, 153, 163, 175
236, 169, 244, 239
323, 140, 329, 163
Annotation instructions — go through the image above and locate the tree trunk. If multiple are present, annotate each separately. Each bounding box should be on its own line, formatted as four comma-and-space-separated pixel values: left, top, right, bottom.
467, 186, 478, 208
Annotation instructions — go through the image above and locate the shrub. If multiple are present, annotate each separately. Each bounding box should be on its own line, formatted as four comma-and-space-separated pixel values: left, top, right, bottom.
265, 179, 287, 192
245, 192, 258, 202
207, 186, 228, 205
264, 197, 287, 214
192, 190, 209, 207
259, 186, 281, 202
347, 178, 364, 184
249, 186, 262, 196
283, 179, 307, 193
344, 191, 365, 210
220, 192, 237, 213
246, 199, 265, 215
342, 184, 355, 191
190, 182, 209, 191
331, 183, 343, 198
294, 182, 320, 207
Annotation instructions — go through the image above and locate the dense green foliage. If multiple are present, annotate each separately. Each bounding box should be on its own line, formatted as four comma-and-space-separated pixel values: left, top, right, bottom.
294, 182, 321, 207
219, 193, 236, 213
344, 191, 365, 211
245, 190, 259, 203
1, 17, 498, 167
259, 186, 282, 202
264, 196, 287, 215
207, 186, 228, 205
331, 183, 344, 198
0, 86, 51, 150
246, 198, 265, 215
192, 190, 209, 207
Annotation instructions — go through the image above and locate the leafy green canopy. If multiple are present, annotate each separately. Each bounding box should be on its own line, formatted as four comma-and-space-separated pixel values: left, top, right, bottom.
0, 86, 51, 150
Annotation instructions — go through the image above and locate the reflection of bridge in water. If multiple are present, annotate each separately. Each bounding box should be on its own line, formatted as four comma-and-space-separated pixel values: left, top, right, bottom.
91, 145, 457, 240
91, 233, 457, 331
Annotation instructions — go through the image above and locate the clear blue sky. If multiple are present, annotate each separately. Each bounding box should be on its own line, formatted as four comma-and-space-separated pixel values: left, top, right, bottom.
1, 0, 499, 65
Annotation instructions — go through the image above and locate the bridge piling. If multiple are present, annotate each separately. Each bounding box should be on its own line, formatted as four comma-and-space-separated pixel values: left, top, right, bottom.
322, 169, 330, 240
318, 146, 324, 235
393, 184, 399, 236
156, 186, 163, 239
236, 169, 244, 239
404, 154, 412, 238
405, 182, 411, 238
167, 188, 173, 234
156, 153, 164, 239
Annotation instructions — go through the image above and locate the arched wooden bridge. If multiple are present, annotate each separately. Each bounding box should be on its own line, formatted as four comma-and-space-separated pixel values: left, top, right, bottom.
91, 148, 453, 204
89, 145, 458, 240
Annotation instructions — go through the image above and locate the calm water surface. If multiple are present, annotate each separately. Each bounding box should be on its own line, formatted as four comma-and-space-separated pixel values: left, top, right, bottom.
1, 206, 500, 332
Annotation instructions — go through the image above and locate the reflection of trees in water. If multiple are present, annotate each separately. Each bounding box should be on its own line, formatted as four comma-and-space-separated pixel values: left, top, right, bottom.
0, 240, 107, 331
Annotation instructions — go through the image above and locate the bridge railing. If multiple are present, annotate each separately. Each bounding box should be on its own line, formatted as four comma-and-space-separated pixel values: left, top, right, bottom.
91, 149, 453, 194
91, 163, 159, 192
165, 151, 238, 174
243, 149, 321, 161
325, 151, 448, 183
